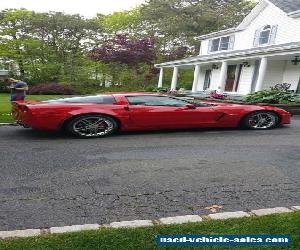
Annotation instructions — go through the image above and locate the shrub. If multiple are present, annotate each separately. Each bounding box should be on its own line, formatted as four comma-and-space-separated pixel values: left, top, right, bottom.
179, 81, 192, 90
69, 82, 102, 95
28, 83, 76, 95
245, 88, 300, 104
144, 85, 156, 92
0, 82, 10, 93
152, 87, 169, 93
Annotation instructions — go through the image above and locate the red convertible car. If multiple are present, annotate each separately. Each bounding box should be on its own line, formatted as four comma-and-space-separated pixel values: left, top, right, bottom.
12, 92, 291, 138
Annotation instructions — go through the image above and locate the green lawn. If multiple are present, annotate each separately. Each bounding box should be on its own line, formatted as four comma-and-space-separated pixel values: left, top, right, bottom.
1, 212, 300, 250
0, 94, 67, 123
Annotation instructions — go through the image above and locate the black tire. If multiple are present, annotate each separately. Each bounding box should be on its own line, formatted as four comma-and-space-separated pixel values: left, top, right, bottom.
241, 111, 279, 130
65, 114, 118, 138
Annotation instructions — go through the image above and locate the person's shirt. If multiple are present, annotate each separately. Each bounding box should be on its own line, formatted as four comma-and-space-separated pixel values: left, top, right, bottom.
10, 81, 28, 96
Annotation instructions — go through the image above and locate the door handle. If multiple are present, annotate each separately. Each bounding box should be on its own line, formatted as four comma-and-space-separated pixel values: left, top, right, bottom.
124, 106, 130, 111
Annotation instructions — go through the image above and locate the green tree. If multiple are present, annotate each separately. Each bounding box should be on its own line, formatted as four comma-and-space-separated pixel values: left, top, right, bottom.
0, 1, 256, 89
32, 11, 103, 82
0, 9, 103, 83
140, 0, 255, 57
101, 8, 141, 34
0, 9, 35, 77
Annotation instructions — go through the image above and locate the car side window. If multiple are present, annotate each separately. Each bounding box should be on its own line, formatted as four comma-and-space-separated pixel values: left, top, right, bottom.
126, 96, 189, 107
45, 95, 116, 104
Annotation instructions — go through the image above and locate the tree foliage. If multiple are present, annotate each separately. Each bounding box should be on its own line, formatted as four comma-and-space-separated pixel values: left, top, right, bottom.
90, 34, 155, 65
0, 0, 255, 89
0, 9, 102, 83
101, 8, 141, 33
139, 0, 255, 57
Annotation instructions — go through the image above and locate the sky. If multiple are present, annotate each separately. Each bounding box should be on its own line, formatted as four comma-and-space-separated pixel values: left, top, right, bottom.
0, 0, 146, 18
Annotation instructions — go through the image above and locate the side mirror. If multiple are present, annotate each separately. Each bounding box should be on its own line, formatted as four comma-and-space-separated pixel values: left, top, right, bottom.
185, 104, 196, 109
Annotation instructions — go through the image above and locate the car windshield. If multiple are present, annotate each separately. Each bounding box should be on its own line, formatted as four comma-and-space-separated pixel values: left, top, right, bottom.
44, 95, 116, 104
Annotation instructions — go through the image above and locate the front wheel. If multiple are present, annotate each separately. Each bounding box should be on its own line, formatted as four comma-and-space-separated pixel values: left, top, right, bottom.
241, 111, 279, 130
66, 115, 118, 138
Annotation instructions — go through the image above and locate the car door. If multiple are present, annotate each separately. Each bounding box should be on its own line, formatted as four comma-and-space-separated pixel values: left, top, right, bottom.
125, 95, 222, 129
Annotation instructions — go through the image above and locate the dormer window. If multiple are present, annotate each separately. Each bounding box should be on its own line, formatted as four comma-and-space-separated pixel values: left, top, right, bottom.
220, 36, 230, 50
208, 35, 235, 53
211, 39, 221, 52
253, 25, 278, 47
259, 25, 271, 45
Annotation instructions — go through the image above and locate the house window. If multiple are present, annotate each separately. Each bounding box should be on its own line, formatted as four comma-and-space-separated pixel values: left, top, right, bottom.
210, 38, 220, 52
259, 25, 271, 45
209, 35, 234, 53
219, 36, 230, 50
253, 25, 278, 47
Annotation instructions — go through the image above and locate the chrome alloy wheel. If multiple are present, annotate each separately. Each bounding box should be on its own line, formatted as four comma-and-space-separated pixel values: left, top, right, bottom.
72, 116, 114, 137
248, 112, 277, 129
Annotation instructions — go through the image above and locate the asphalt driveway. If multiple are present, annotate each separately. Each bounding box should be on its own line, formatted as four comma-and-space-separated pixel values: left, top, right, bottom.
0, 117, 300, 230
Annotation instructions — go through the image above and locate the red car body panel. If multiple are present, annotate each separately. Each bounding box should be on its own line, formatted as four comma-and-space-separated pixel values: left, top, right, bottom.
12, 93, 291, 132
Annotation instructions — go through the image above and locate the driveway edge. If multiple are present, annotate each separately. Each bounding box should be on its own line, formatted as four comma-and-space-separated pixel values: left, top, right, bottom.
0, 123, 17, 126
0, 206, 299, 239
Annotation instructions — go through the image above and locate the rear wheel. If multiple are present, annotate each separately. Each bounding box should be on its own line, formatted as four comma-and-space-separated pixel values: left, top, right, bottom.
66, 115, 118, 138
241, 111, 279, 130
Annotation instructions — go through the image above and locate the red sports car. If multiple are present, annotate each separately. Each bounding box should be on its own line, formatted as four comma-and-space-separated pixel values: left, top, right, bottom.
12, 92, 291, 138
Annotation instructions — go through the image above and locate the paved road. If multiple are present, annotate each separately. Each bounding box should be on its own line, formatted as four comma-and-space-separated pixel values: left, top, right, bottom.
0, 117, 300, 230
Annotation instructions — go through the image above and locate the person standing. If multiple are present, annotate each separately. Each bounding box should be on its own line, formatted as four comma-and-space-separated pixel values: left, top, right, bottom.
5, 78, 28, 102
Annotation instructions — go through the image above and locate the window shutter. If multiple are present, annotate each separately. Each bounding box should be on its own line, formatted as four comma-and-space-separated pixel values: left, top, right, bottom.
207, 39, 212, 53
228, 35, 235, 50
269, 25, 278, 44
253, 29, 260, 47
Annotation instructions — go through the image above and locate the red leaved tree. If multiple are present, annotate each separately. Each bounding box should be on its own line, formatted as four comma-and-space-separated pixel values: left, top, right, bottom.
90, 34, 158, 86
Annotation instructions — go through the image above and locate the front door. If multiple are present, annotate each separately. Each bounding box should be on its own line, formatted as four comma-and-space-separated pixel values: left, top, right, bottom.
225, 65, 237, 92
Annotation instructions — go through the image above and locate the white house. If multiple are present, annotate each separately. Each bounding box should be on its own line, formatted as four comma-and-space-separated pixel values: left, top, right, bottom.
0, 59, 10, 79
155, 0, 300, 94
0, 70, 9, 80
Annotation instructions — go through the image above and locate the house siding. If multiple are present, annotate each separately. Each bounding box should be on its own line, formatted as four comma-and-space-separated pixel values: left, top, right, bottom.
237, 65, 255, 94
197, 68, 207, 91
210, 68, 221, 90
200, 40, 209, 55
282, 61, 300, 91
263, 60, 285, 89
200, 3, 300, 55
235, 4, 300, 50
194, 1, 300, 94
157, 0, 300, 95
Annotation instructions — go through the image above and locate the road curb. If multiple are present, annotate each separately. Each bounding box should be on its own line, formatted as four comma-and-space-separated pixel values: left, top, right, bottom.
207, 211, 250, 220
0, 123, 18, 126
0, 205, 298, 240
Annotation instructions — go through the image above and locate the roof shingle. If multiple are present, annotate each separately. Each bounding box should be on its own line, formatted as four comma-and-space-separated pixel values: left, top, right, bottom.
268, 0, 300, 13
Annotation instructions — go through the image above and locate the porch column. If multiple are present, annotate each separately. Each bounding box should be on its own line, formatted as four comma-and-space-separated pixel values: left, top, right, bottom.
192, 64, 201, 93
217, 61, 228, 92
157, 68, 164, 88
255, 57, 268, 92
170, 66, 179, 91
